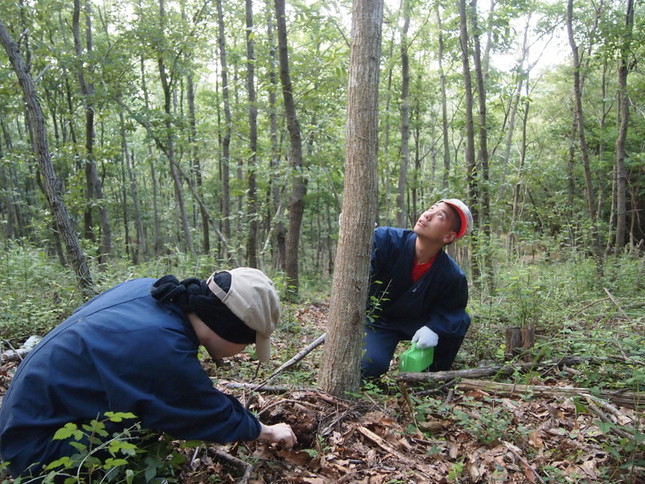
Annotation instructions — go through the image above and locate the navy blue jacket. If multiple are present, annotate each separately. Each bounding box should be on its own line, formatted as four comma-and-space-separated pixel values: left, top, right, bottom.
369, 227, 470, 338
0, 279, 261, 477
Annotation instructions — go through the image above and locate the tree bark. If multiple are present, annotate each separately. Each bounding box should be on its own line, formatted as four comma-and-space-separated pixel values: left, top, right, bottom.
119, 112, 145, 263
470, 0, 492, 291
566, 0, 603, 269
614, 0, 634, 253
157, 0, 193, 254
319, 0, 383, 397
395, 0, 410, 228
435, 5, 450, 189
73, 0, 112, 267
264, 3, 286, 268
459, 0, 478, 279
275, 0, 306, 298
216, 0, 232, 244
245, 0, 259, 267
0, 19, 93, 293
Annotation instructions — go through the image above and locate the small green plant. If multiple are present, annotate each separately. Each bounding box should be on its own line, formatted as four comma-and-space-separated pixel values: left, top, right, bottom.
446, 457, 465, 482
6, 412, 188, 483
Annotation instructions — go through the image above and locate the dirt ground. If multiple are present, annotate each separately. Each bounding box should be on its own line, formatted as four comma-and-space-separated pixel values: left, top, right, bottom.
0, 304, 641, 483
181, 304, 642, 483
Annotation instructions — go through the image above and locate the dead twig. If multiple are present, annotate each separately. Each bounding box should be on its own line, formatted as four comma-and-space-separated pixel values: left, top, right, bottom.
503, 441, 546, 484
583, 395, 636, 439
209, 446, 253, 484
396, 356, 584, 384
603, 287, 632, 322
355, 426, 436, 479
253, 333, 326, 391
0, 335, 42, 363
456, 378, 641, 409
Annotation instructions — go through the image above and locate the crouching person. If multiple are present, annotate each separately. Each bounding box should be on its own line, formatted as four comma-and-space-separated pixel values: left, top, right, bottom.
0, 268, 296, 479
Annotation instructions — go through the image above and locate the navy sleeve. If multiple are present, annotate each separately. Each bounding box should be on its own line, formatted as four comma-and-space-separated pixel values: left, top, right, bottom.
89, 325, 261, 443
424, 268, 470, 337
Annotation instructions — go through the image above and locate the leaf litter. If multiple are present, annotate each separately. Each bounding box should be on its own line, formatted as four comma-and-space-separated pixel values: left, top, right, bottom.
0, 303, 641, 483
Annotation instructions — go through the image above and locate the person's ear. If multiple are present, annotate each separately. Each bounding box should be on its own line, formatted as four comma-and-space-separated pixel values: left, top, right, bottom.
443, 231, 457, 245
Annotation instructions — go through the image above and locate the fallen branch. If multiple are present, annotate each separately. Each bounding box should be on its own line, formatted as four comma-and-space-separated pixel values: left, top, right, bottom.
583, 395, 636, 439
1, 335, 42, 363
253, 333, 326, 391
396, 356, 584, 384
356, 426, 436, 478
603, 287, 631, 321
456, 378, 641, 409
208, 447, 253, 484
503, 441, 545, 484
222, 382, 291, 393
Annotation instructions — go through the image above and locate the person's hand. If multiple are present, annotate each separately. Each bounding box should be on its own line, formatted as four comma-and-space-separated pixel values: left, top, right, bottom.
412, 326, 439, 349
259, 422, 297, 449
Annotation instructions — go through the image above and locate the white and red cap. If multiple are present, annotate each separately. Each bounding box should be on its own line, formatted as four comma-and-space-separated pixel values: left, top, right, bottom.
440, 199, 473, 239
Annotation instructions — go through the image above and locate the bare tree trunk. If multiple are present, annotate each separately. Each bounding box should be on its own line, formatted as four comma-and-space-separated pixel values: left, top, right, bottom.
140, 50, 163, 256
275, 0, 306, 299
157, 0, 193, 253
395, 0, 410, 228
265, 3, 286, 269
0, 19, 93, 293
470, 0, 492, 291
614, 0, 634, 253
435, 5, 450, 189
509, 17, 531, 256
216, 0, 232, 244
458, 0, 478, 279
319, 0, 383, 397
73, 0, 112, 267
119, 112, 145, 263
566, 0, 603, 269
245, 0, 259, 267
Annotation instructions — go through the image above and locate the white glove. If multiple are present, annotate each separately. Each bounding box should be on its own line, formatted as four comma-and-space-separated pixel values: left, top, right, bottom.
412, 326, 439, 349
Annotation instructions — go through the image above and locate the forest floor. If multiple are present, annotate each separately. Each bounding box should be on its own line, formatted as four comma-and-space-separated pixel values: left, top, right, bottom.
0, 303, 642, 483
183, 304, 643, 484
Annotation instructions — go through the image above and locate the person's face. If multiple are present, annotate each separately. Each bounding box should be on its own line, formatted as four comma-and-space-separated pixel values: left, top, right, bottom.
413, 202, 458, 243
189, 313, 249, 359
203, 332, 248, 360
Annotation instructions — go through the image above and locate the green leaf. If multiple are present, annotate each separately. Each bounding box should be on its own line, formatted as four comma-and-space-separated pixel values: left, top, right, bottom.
103, 457, 129, 468
45, 456, 73, 470
105, 411, 138, 422
52, 423, 83, 441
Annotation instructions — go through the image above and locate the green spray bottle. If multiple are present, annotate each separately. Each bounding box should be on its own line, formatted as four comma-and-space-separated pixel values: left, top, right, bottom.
399, 341, 434, 372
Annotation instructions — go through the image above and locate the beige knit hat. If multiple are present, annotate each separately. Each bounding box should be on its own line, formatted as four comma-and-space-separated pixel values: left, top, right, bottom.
206, 268, 281, 362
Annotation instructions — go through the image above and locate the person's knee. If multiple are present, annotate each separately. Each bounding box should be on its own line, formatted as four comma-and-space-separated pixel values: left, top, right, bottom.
361, 354, 390, 378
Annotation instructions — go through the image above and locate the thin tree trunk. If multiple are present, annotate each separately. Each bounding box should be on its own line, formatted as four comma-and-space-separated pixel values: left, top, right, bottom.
566, 0, 603, 269
0, 19, 93, 293
139, 50, 162, 256
395, 0, 410, 228
265, 3, 286, 269
614, 0, 633, 252
275, 0, 306, 299
119, 112, 145, 263
435, 5, 450, 189
470, 0, 492, 291
245, 0, 259, 267
73, 0, 112, 267
216, 0, 232, 243
319, 0, 383, 397
458, 0, 478, 278
157, 0, 193, 253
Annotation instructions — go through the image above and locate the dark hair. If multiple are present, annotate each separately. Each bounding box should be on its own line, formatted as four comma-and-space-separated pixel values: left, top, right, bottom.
151, 274, 255, 344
